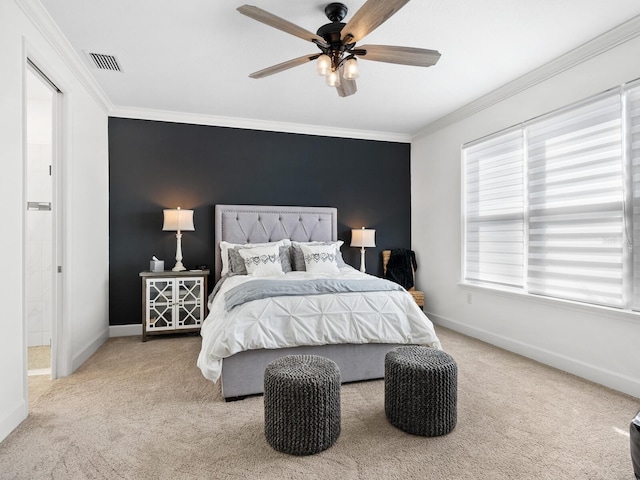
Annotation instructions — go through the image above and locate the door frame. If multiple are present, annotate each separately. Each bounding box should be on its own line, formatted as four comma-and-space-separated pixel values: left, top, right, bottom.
22, 42, 71, 397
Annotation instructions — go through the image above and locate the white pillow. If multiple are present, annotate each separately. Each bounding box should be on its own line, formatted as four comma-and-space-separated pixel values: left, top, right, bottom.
220, 239, 290, 276
300, 243, 340, 274
291, 240, 346, 270
238, 245, 285, 277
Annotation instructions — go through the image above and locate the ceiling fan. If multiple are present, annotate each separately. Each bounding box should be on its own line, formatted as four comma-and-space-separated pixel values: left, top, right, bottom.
237, 0, 441, 97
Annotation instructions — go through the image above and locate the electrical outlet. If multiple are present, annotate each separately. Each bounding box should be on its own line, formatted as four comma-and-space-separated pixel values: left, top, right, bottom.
466, 292, 472, 304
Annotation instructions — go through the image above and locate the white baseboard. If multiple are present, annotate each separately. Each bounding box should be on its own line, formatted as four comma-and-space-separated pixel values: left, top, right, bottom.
428, 311, 640, 399
71, 328, 109, 372
109, 324, 142, 337
0, 401, 27, 443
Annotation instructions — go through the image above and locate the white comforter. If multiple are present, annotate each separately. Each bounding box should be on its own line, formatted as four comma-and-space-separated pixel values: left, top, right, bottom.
197, 267, 441, 382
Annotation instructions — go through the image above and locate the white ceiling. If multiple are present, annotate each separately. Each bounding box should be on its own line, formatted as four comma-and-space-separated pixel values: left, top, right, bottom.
40, 0, 640, 138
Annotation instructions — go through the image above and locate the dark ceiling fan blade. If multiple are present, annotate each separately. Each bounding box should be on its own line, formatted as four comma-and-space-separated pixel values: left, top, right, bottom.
238, 5, 326, 44
336, 65, 357, 97
248, 54, 319, 79
357, 45, 441, 67
340, 0, 410, 44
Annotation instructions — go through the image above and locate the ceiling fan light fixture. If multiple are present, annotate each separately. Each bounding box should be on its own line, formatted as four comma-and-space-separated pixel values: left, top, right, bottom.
343, 57, 359, 80
317, 54, 331, 76
326, 69, 341, 87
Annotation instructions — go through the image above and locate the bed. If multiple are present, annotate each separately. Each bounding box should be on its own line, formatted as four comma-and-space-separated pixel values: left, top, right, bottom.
197, 204, 441, 400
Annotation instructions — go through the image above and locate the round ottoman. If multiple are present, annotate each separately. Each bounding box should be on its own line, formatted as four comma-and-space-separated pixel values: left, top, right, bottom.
385, 346, 457, 436
264, 355, 341, 455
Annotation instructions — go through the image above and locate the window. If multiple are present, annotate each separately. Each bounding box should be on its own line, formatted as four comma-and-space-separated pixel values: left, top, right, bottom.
463, 129, 524, 288
462, 80, 640, 311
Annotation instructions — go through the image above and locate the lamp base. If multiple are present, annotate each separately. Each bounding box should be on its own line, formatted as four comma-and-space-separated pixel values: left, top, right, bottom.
172, 262, 186, 272
359, 248, 366, 273
172, 232, 186, 272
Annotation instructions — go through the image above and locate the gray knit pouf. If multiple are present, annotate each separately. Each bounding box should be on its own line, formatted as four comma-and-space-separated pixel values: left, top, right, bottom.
264, 355, 341, 455
385, 346, 457, 436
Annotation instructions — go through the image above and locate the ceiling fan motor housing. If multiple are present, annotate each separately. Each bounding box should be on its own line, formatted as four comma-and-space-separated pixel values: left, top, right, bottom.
318, 3, 350, 47
317, 21, 346, 45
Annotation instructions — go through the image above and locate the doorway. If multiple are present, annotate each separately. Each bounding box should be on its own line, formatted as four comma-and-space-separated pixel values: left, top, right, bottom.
25, 61, 61, 401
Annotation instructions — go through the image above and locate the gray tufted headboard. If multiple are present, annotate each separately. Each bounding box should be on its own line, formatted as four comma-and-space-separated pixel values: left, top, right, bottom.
214, 204, 338, 282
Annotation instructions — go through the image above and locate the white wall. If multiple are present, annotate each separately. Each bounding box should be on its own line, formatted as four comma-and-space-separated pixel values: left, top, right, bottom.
0, 0, 110, 442
412, 34, 640, 398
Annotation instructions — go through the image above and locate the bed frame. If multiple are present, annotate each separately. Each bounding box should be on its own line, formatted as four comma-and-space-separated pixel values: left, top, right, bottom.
214, 204, 402, 400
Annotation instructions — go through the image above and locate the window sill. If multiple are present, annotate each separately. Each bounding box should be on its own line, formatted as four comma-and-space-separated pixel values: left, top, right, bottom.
458, 281, 640, 324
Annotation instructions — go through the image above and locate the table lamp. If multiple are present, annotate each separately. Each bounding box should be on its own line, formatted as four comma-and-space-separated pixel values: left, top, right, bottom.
163, 207, 195, 271
351, 227, 376, 273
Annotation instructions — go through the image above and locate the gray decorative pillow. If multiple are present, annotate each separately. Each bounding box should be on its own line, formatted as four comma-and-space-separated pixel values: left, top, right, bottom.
279, 245, 293, 273
291, 241, 346, 271
291, 243, 306, 271
228, 245, 292, 276
227, 247, 247, 275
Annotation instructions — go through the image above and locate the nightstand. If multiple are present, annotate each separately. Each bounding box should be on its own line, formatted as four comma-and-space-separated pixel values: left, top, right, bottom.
139, 270, 209, 341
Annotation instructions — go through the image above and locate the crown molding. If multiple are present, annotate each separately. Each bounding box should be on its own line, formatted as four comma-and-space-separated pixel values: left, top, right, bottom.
14, 0, 112, 113
109, 106, 412, 143
412, 14, 640, 141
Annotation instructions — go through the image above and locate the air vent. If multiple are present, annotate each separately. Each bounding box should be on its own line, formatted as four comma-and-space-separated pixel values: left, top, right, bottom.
87, 52, 122, 71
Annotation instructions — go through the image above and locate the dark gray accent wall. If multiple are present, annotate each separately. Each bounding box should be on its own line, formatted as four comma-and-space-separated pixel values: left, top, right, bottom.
108, 117, 411, 326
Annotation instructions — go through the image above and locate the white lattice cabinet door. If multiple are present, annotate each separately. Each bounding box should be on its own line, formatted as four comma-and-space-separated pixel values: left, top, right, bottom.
140, 270, 209, 341
146, 278, 176, 332
175, 278, 204, 329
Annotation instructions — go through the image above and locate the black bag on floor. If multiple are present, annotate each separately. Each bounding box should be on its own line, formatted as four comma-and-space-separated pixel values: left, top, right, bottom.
632, 410, 640, 480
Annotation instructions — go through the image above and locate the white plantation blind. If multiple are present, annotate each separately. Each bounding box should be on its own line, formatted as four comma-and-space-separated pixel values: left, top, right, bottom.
461, 83, 640, 312
526, 93, 624, 307
627, 81, 640, 309
464, 129, 524, 287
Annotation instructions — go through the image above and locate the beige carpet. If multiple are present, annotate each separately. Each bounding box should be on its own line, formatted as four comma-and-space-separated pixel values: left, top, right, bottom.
27, 346, 52, 403
1, 327, 638, 479
28, 375, 53, 404
28, 345, 50, 371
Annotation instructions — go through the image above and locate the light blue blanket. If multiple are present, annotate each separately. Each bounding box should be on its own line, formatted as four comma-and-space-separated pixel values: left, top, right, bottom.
224, 277, 404, 310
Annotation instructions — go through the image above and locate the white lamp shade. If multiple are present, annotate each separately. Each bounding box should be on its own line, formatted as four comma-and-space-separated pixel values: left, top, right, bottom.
351, 228, 376, 248
317, 54, 331, 76
343, 58, 359, 80
326, 69, 341, 87
162, 208, 195, 232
